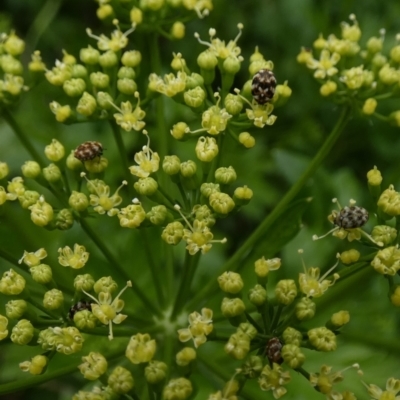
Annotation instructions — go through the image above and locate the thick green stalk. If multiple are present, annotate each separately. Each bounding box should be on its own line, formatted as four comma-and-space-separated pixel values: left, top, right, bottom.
187, 106, 352, 310
2, 108, 45, 166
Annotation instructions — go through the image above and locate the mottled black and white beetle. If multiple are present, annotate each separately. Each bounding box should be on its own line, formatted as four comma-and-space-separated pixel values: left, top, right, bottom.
251, 69, 277, 104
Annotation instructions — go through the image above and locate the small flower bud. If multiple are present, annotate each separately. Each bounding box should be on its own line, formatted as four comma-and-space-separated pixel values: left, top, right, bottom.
164, 19, 183, 40
99, 50, 118, 68
390, 45, 400, 63
21, 161, 41, 178
50, 101, 73, 123
241, 356, 263, 380
126, 333, 156, 364
63, 78, 86, 97
275, 279, 297, 305
5, 299, 27, 319
371, 225, 397, 246
330, 310, 350, 328
372, 53, 387, 68
195, 136, 219, 162
209, 192, 235, 214
176, 347, 196, 366
233, 186, 254, 206
19, 190, 40, 209
223, 56, 241, 74
367, 36, 383, 53
30, 264, 52, 284
248, 284, 268, 306
43, 288, 64, 310
147, 205, 169, 225
200, 182, 220, 198
238, 322, 257, 340
180, 160, 197, 178
377, 185, 400, 216
224, 332, 250, 360
55, 208, 74, 230
339, 249, 360, 264
281, 344, 305, 369
162, 221, 184, 245
0, 162, 9, 180
79, 46, 100, 65
76, 92, 97, 117
44, 139, 65, 162
320, 80, 337, 96
121, 50, 142, 67
224, 93, 243, 115
11, 319, 35, 345
117, 78, 137, 95
69, 191, 89, 212
362, 98, 377, 115
145, 360, 168, 384
217, 271, 243, 294
84, 157, 108, 173
19, 355, 48, 375
163, 155, 181, 175
295, 297, 316, 320
90, 72, 109, 89
118, 66, 136, 79
184, 86, 206, 108
255, 257, 281, 278
283, 327, 302, 346
108, 366, 134, 394
97, 4, 114, 19
171, 122, 190, 140
221, 297, 245, 317
4, 32, 25, 55
308, 327, 337, 351
42, 163, 61, 182
65, 152, 82, 171
238, 132, 255, 148
71, 64, 87, 78
73, 310, 97, 330
134, 177, 158, 196
371, 246, 400, 275
74, 274, 95, 292
163, 377, 193, 400
93, 276, 117, 294
215, 166, 237, 185
197, 50, 218, 70
0, 269, 26, 295
389, 110, 400, 127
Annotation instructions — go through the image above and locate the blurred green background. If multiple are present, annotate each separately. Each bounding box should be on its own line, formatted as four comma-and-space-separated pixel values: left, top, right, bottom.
1, 0, 400, 399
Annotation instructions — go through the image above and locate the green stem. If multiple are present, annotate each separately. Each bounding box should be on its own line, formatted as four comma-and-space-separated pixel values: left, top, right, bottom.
79, 218, 161, 317
171, 251, 201, 320
109, 120, 130, 175
2, 108, 45, 166
187, 106, 352, 310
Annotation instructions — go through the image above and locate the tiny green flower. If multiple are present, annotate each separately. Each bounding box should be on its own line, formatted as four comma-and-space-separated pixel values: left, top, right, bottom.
0, 269, 26, 295
176, 347, 196, 366
217, 271, 243, 294
38, 326, 84, 354
378, 185, 400, 216
339, 249, 361, 264
73, 310, 97, 330
42, 163, 61, 182
184, 86, 206, 108
29, 50, 46, 72
69, 191, 89, 212
145, 360, 168, 384
58, 244, 90, 269
371, 246, 400, 275
195, 136, 219, 162
121, 50, 142, 67
209, 192, 235, 214
295, 297, 316, 320
112, 96, 146, 132
118, 201, 147, 228
282, 326, 303, 346
163, 377, 193, 400
94, 277, 118, 294
30, 264, 52, 284
44, 139, 65, 162
281, 344, 305, 369
126, 332, 156, 364
201, 97, 232, 135
19, 355, 48, 375
390, 286, 400, 307
364, 377, 400, 400
108, 366, 134, 394
43, 289, 64, 310
29, 196, 54, 226
275, 279, 297, 305
79, 45, 100, 65
238, 132, 255, 148
87, 179, 126, 216
215, 166, 237, 185
19, 248, 47, 267
221, 297, 245, 317
163, 155, 181, 175
308, 327, 337, 351
171, 22, 185, 39
254, 256, 281, 278
362, 98, 378, 115
76, 92, 97, 117
309, 364, 344, 395
162, 221, 184, 245
21, 161, 41, 178
178, 308, 213, 348
5, 299, 27, 319
248, 284, 268, 306
258, 363, 291, 398
0, 315, 8, 340
55, 208, 74, 229
241, 355, 263, 379
89, 72, 109, 89
224, 93, 243, 115
11, 319, 34, 345
63, 78, 86, 97
129, 134, 160, 178
171, 121, 190, 140
330, 310, 350, 328
147, 205, 169, 225
148, 71, 186, 97
74, 274, 95, 292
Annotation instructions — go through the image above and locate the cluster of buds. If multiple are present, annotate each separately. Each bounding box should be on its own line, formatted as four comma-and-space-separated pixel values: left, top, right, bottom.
298, 14, 400, 126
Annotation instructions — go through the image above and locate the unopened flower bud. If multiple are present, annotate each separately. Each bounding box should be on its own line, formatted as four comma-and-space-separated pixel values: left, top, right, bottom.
49, 102, 72, 123
0, 315, 8, 340
117, 78, 137, 95
122, 50, 142, 67
390, 285, 400, 307
43, 163, 61, 182
209, 192, 235, 214
80, 46, 100, 64
248, 284, 267, 306
320, 80, 337, 96
171, 122, 190, 140
184, 86, 206, 108
295, 297, 316, 320
367, 36, 383, 53
330, 310, 350, 328
171, 22, 185, 39
5, 299, 27, 319
90, 72, 109, 89
275, 279, 297, 305
200, 182, 220, 198
242, 355, 263, 378
221, 297, 245, 317
84, 157, 108, 173
78, 352, 108, 380
339, 249, 360, 264
76, 92, 97, 117
162, 221, 184, 245
126, 333, 156, 364
147, 205, 169, 225
72, 64, 87, 79
99, 50, 118, 68
371, 246, 400, 275
215, 166, 237, 185
283, 327, 302, 346
390, 45, 400, 63
195, 136, 219, 162
0, 269, 25, 295
238, 132, 255, 148
94, 276, 117, 294
163, 155, 181, 175
217, 271, 243, 294
163, 377, 192, 400
44, 139, 65, 162
74, 274, 95, 292
281, 344, 305, 369
233, 186, 253, 205
63, 78, 86, 97
223, 56, 241, 74
11, 319, 35, 345
55, 208, 74, 230
308, 327, 337, 351
29, 198, 54, 227
97, 4, 113, 19
134, 177, 158, 196
30, 264, 52, 284
255, 257, 281, 278
69, 191, 89, 212
21, 161, 41, 179
74, 310, 97, 330
176, 347, 196, 366
224, 332, 250, 360
224, 93, 243, 115
20, 355, 48, 375
108, 366, 134, 394
66, 151, 83, 170
118, 66, 136, 79
197, 50, 218, 70
377, 185, 400, 216
43, 289, 64, 310
362, 98, 377, 115
180, 160, 197, 178
371, 225, 397, 246
145, 360, 168, 384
